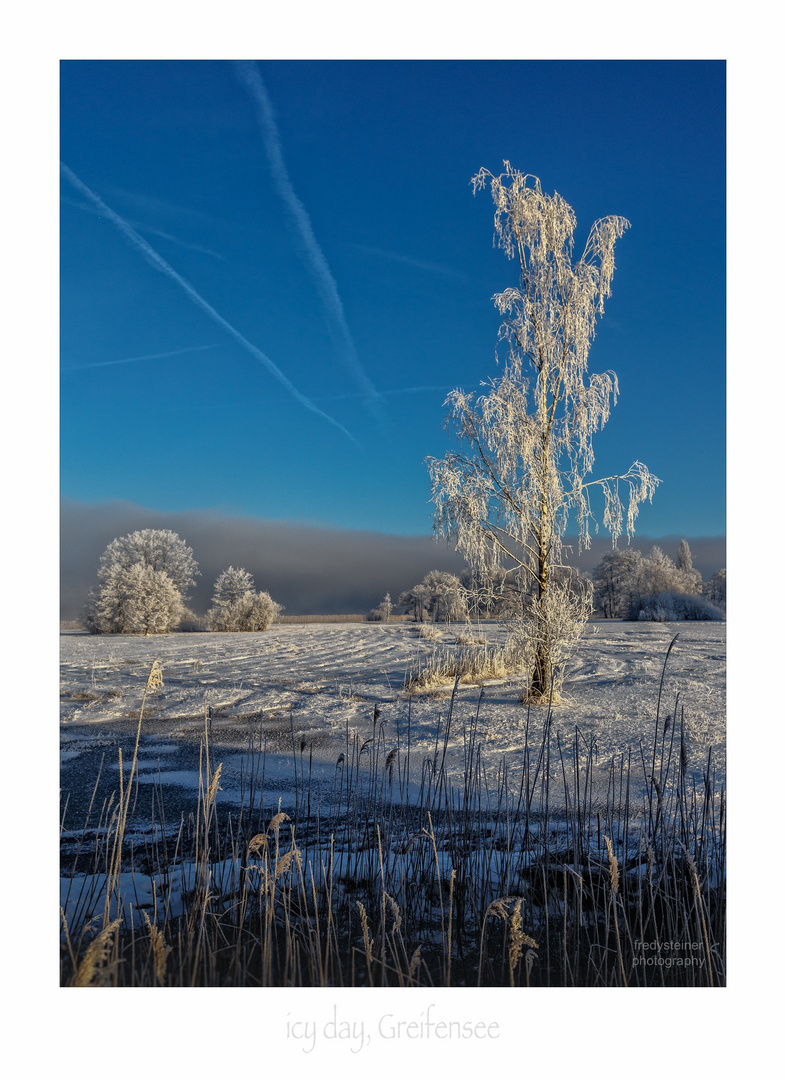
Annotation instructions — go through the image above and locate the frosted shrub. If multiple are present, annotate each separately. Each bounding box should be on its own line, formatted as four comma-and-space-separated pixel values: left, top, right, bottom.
399, 572, 468, 624
635, 591, 724, 622
239, 591, 282, 631
85, 565, 186, 635
207, 567, 282, 631
367, 593, 393, 622
454, 628, 487, 646
505, 578, 594, 702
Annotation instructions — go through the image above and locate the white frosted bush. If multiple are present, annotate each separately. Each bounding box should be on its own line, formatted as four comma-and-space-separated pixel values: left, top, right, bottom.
504, 578, 594, 702
85, 565, 185, 635
207, 567, 282, 631
368, 593, 393, 622
240, 591, 281, 631
636, 591, 723, 622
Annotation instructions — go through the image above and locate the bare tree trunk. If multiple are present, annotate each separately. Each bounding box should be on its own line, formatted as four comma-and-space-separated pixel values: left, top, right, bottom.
531, 530, 552, 700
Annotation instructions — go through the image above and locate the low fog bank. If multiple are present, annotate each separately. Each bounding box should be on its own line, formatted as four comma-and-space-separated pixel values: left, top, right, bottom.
60, 499, 726, 620
60, 500, 466, 619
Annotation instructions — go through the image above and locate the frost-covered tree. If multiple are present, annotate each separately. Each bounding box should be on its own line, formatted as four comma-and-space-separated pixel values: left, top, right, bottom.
206, 566, 282, 631
624, 545, 707, 619
676, 539, 703, 594
84, 528, 198, 634
209, 565, 255, 617
637, 546, 681, 597
85, 564, 186, 635
368, 592, 393, 622
397, 582, 430, 622
593, 542, 707, 620
422, 570, 468, 623
428, 165, 659, 700
398, 571, 468, 623
677, 539, 692, 573
704, 568, 726, 611
96, 529, 198, 596
591, 548, 643, 618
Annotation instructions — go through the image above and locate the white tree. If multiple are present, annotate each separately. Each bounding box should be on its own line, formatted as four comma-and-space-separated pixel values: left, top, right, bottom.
84, 529, 198, 634
428, 165, 659, 700
207, 565, 255, 630
676, 539, 703, 594
704, 568, 726, 610
97, 529, 199, 595
368, 592, 393, 622
207, 567, 282, 631
637, 546, 681, 597
397, 582, 430, 622
591, 548, 643, 618
398, 572, 468, 623
422, 570, 468, 623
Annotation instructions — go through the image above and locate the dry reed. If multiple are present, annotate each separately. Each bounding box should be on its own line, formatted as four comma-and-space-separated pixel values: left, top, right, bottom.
60, 639, 724, 988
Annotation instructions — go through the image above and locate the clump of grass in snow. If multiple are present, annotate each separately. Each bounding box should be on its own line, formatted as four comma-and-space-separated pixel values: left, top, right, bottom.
403, 640, 514, 693
453, 628, 487, 647
60, 637, 725, 988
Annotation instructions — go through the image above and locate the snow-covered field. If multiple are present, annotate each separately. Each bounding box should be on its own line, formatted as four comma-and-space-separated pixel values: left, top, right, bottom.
60, 619, 726, 817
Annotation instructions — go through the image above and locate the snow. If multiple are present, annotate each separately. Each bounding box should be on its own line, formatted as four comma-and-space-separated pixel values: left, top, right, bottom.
60, 618, 725, 807
60, 618, 725, 943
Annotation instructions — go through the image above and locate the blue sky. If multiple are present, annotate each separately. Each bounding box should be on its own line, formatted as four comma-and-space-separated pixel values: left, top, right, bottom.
61, 59, 725, 541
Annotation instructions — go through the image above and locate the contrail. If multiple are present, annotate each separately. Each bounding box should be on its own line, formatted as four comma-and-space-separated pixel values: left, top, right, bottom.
60, 163, 359, 446
234, 61, 386, 428
65, 344, 219, 372
318, 385, 455, 402
348, 243, 468, 281
62, 194, 228, 260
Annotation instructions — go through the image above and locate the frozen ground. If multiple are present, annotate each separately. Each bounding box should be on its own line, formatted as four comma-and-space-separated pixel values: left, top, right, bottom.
60, 618, 725, 932
60, 619, 725, 818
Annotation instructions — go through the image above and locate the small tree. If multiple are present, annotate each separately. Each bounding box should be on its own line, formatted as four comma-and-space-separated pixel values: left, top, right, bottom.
397, 583, 430, 622
207, 567, 282, 631
84, 529, 198, 634
676, 539, 703, 594
206, 566, 254, 630
368, 592, 393, 622
240, 591, 282, 631
399, 571, 468, 623
638, 546, 681, 597
592, 548, 643, 618
428, 165, 659, 700
421, 570, 468, 623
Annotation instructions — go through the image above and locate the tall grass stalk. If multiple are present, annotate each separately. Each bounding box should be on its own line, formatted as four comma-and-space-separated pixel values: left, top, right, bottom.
61, 646, 725, 987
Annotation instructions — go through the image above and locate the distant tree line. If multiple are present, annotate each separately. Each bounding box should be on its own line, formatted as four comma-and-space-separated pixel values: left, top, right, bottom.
371, 540, 725, 625
81, 529, 724, 636
591, 540, 725, 620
